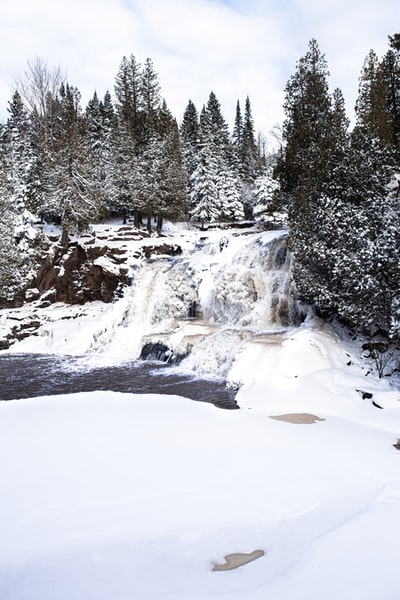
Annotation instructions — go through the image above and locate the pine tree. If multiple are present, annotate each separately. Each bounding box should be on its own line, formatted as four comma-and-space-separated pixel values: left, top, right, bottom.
114, 55, 142, 145
280, 40, 398, 337
40, 83, 106, 245
277, 39, 332, 200
355, 49, 393, 150
232, 100, 243, 150
85, 90, 116, 206
189, 146, 219, 229
180, 99, 199, 175
4, 90, 33, 220
110, 118, 139, 223
253, 173, 280, 221
277, 40, 333, 306
0, 126, 38, 303
136, 106, 188, 233
141, 58, 162, 144
203, 91, 231, 160
217, 167, 244, 221
381, 33, 400, 161
240, 96, 259, 181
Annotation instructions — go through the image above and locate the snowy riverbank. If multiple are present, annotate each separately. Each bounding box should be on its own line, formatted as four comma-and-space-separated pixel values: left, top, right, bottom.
1, 222, 399, 598
1, 360, 400, 599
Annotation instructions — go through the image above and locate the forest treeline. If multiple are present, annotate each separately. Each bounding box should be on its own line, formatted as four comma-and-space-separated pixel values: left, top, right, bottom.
0, 35, 399, 346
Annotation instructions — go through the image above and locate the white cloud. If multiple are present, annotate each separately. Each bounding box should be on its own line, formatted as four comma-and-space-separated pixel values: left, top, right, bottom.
0, 0, 398, 140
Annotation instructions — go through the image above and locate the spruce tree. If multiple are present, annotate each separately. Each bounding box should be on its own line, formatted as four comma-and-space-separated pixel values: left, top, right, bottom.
240, 96, 259, 181
0, 125, 38, 303
180, 99, 199, 175
189, 145, 219, 229
355, 49, 393, 150
381, 33, 400, 161
204, 91, 231, 159
277, 39, 332, 200
141, 58, 162, 144
277, 39, 333, 307
114, 55, 142, 145
232, 100, 243, 150
4, 90, 33, 214
279, 39, 399, 338
85, 90, 116, 207
41, 83, 106, 245
110, 118, 139, 223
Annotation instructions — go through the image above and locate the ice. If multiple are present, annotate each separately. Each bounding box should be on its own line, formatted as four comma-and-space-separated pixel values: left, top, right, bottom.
1, 223, 400, 598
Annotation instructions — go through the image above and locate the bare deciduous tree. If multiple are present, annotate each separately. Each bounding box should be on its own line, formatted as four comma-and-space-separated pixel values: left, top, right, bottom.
14, 57, 65, 117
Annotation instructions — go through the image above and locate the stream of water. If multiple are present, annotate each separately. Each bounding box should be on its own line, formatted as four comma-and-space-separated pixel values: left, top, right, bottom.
0, 354, 238, 408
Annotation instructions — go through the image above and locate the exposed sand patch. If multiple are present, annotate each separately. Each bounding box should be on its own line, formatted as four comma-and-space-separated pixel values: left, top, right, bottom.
212, 549, 265, 571
270, 413, 325, 424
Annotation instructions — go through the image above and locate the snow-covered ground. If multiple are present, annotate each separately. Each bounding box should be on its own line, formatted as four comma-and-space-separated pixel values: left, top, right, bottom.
1, 330, 400, 599
1, 222, 400, 598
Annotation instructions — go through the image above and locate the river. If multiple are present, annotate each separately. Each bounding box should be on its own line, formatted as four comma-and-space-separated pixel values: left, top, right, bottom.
0, 353, 238, 408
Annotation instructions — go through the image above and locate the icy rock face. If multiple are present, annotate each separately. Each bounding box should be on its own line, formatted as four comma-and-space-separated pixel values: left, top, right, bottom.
34, 244, 130, 304
206, 235, 296, 328
127, 232, 296, 330
125, 230, 299, 376
126, 260, 200, 326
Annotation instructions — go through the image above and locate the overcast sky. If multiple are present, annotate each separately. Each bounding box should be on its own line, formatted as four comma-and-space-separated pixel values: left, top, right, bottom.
0, 0, 398, 144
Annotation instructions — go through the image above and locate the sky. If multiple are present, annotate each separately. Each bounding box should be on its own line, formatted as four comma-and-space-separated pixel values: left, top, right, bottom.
0, 0, 398, 144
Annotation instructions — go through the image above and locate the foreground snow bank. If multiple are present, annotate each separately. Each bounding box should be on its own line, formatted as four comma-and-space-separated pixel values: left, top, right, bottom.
1, 378, 399, 599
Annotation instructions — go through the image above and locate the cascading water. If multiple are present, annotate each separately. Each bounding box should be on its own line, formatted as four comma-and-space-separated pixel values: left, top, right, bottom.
0, 225, 301, 406
89, 227, 299, 377
203, 233, 296, 327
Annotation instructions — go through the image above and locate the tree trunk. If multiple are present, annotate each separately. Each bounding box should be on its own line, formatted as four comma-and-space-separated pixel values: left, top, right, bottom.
146, 214, 152, 233
60, 225, 70, 249
156, 214, 163, 235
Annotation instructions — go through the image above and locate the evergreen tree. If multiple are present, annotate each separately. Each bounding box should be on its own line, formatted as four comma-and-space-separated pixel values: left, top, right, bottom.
355, 49, 393, 150
232, 100, 243, 150
381, 33, 400, 160
85, 90, 116, 206
41, 83, 106, 245
277, 40, 333, 306
253, 173, 280, 221
217, 167, 244, 221
4, 90, 33, 214
180, 99, 199, 175
277, 39, 332, 200
240, 96, 259, 181
279, 39, 399, 338
114, 55, 142, 144
0, 127, 38, 303
137, 106, 188, 232
110, 118, 139, 223
203, 91, 231, 159
189, 146, 219, 228
141, 58, 162, 143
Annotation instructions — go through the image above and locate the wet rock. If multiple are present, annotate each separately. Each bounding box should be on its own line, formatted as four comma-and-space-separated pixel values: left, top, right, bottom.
25, 288, 41, 302
142, 243, 182, 259
34, 244, 130, 305
140, 341, 187, 364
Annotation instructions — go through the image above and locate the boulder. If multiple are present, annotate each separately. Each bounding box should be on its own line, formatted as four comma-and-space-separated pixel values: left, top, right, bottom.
34, 244, 130, 305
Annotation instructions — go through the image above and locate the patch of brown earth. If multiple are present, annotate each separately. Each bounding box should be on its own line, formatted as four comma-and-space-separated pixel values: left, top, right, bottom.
212, 550, 265, 571
269, 413, 325, 424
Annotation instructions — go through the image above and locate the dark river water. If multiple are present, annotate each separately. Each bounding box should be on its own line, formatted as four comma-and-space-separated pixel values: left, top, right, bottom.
0, 354, 239, 409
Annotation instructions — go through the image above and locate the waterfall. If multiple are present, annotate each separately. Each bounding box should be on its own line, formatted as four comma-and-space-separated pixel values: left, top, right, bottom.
204, 234, 295, 327
89, 228, 299, 374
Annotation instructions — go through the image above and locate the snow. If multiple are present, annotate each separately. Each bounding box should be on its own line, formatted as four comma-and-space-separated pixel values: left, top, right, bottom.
1, 222, 400, 598
1, 321, 400, 599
